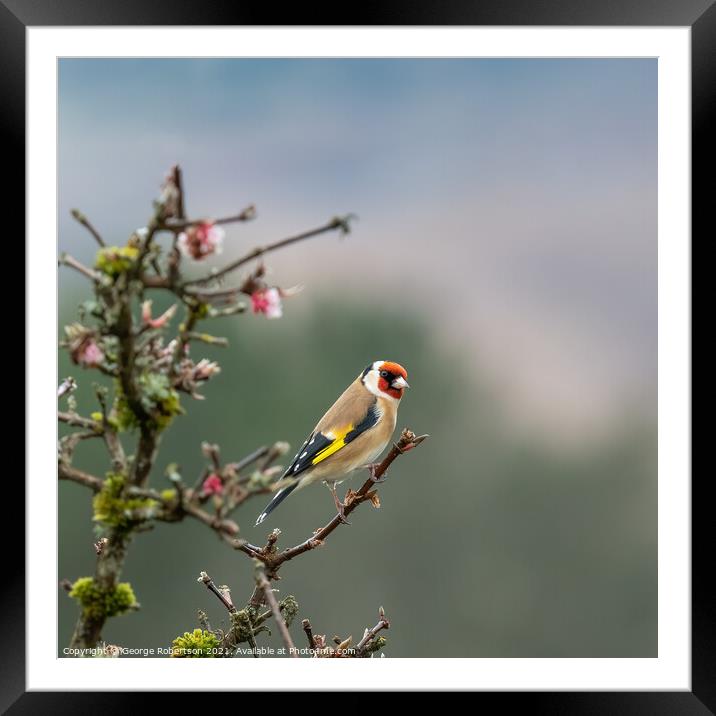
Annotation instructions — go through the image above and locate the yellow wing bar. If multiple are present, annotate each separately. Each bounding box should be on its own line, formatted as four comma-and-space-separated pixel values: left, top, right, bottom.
311, 424, 353, 465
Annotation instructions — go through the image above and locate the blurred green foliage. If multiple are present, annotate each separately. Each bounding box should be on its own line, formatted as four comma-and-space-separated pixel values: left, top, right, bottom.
59, 285, 656, 657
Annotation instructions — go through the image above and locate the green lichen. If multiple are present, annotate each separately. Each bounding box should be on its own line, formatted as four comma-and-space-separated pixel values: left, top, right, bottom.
194, 302, 210, 319
364, 636, 387, 656
69, 577, 137, 620
93, 472, 157, 529
160, 488, 178, 504
171, 629, 220, 658
95, 245, 140, 278
279, 595, 299, 627
112, 374, 183, 432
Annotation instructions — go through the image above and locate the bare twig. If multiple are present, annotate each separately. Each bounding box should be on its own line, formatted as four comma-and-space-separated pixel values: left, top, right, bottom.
246, 429, 427, 571
186, 331, 228, 347
183, 216, 353, 287
197, 571, 236, 613
302, 618, 315, 651
229, 445, 270, 474
181, 502, 240, 538
163, 204, 256, 232
58, 463, 103, 491
254, 560, 298, 657
201, 442, 222, 472
71, 208, 106, 247
59, 253, 101, 282
355, 606, 390, 656
58, 411, 100, 431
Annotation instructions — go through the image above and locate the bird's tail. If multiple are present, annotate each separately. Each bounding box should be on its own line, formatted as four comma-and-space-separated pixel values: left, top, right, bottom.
255, 481, 299, 526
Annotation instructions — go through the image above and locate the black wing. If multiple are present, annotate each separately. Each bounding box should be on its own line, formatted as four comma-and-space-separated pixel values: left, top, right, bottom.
282, 401, 380, 480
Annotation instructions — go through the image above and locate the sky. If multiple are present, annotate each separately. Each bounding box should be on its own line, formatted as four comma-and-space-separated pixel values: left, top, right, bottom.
58, 58, 657, 444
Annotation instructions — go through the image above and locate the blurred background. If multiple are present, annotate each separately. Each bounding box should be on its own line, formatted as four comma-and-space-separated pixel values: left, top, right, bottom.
58, 58, 657, 657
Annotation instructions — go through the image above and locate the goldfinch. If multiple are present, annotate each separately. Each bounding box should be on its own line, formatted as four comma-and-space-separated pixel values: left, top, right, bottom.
255, 360, 409, 525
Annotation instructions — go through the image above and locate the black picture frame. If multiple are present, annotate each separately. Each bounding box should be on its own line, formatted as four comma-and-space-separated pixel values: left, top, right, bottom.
8, 0, 705, 710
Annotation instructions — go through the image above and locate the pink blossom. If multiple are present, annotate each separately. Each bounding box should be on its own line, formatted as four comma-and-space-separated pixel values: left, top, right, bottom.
250, 287, 283, 319
193, 359, 221, 382
178, 221, 224, 261
141, 300, 177, 329
75, 339, 104, 368
202, 473, 224, 496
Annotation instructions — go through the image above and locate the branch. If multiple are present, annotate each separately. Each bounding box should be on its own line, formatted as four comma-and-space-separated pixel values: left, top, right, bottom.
246, 429, 427, 572
59, 253, 101, 282
58, 411, 100, 431
71, 208, 105, 247
182, 215, 354, 287
229, 445, 270, 474
355, 606, 390, 656
162, 204, 256, 232
254, 560, 298, 657
302, 618, 315, 652
197, 571, 236, 613
58, 463, 103, 491
180, 501, 240, 539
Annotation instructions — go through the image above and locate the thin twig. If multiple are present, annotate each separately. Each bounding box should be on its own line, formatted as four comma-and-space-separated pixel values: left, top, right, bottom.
58, 411, 100, 431
181, 502, 240, 538
197, 571, 236, 613
59, 253, 101, 282
254, 560, 298, 657
71, 209, 106, 247
355, 606, 390, 656
183, 216, 353, 287
163, 205, 256, 232
302, 618, 315, 651
58, 464, 103, 491
229, 445, 270, 474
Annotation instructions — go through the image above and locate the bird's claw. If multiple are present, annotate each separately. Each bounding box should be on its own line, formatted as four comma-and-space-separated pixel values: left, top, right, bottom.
330, 486, 352, 525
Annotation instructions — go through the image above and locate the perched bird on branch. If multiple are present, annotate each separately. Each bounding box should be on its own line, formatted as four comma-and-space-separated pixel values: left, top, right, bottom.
255, 360, 409, 525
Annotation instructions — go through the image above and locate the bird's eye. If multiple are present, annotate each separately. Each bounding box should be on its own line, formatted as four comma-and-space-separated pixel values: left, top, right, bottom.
380, 370, 389, 379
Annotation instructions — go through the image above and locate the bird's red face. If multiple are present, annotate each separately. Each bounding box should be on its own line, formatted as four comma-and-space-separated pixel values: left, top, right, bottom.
376, 361, 409, 400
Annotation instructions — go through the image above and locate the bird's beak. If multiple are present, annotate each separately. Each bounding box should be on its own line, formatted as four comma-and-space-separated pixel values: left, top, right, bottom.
392, 376, 409, 390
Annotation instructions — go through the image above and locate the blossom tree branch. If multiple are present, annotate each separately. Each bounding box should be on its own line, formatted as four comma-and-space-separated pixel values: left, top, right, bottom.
182, 215, 354, 287
238, 429, 428, 571
58, 163, 423, 658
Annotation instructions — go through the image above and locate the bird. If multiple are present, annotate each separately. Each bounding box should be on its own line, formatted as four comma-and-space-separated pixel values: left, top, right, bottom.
255, 360, 409, 526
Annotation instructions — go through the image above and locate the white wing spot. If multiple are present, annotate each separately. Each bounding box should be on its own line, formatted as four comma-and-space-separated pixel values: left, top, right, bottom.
300, 451, 307, 458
